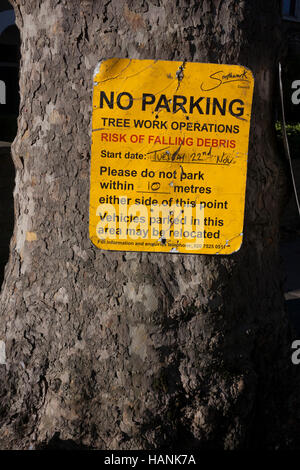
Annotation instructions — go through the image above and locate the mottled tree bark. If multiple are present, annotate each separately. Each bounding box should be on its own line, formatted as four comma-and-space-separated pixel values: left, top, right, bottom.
0, 0, 295, 450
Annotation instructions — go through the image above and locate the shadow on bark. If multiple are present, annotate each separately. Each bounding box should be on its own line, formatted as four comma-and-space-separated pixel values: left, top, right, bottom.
36, 432, 91, 450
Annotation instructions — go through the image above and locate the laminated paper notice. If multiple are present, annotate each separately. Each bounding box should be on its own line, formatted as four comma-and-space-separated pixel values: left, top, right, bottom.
89, 58, 254, 254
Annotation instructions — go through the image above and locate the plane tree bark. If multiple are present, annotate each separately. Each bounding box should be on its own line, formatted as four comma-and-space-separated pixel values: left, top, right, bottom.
0, 0, 295, 450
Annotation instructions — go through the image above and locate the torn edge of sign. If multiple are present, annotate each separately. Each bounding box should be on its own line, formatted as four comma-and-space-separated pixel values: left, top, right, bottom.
93, 57, 130, 85
215, 232, 243, 255
93, 60, 103, 85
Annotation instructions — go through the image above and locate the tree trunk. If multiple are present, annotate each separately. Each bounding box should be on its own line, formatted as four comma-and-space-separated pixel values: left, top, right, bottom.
0, 0, 294, 450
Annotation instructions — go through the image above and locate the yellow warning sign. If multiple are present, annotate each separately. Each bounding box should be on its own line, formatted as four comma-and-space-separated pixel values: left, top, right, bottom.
89, 58, 254, 254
